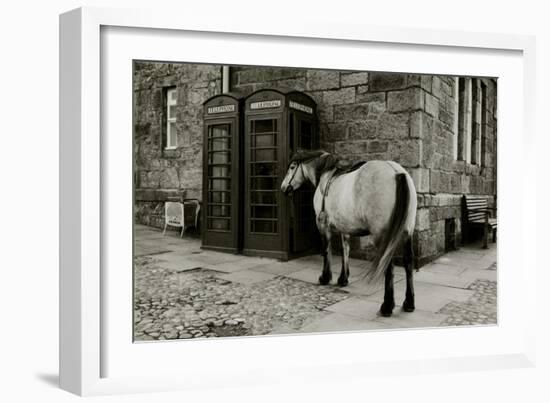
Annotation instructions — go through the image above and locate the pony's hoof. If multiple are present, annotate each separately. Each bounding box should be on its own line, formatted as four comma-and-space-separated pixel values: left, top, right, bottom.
402, 300, 415, 312
380, 301, 395, 317
318, 274, 332, 285
337, 277, 348, 287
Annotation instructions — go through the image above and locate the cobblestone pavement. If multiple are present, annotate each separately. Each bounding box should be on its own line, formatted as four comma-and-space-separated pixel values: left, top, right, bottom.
438, 279, 497, 326
133, 225, 497, 340
134, 256, 349, 340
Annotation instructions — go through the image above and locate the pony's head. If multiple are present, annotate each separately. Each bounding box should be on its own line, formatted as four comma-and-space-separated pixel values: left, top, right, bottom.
281, 150, 335, 194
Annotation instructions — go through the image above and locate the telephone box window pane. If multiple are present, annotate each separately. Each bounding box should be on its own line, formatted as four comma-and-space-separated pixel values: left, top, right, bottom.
209, 205, 230, 217
209, 191, 231, 204
300, 120, 312, 149
209, 166, 231, 177
209, 151, 231, 164
251, 177, 277, 190
251, 206, 277, 219
252, 119, 277, 134
210, 137, 231, 151
251, 163, 277, 176
252, 134, 277, 148
253, 148, 276, 162
210, 125, 229, 138
208, 218, 230, 231
251, 191, 276, 205
251, 220, 274, 233
209, 179, 230, 191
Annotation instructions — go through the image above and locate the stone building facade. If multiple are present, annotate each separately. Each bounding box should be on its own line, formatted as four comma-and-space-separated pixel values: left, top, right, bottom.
134, 62, 497, 266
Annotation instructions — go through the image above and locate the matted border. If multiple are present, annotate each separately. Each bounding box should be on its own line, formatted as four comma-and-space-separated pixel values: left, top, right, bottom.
60, 6, 536, 396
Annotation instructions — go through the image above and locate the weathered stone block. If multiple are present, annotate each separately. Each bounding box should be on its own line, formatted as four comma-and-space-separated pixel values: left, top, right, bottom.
369, 72, 408, 92
306, 70, 340, 90
366, 140, 389, 153
368, 101, 386, 115
356, 91, 385, 104
356, 85, 369, 95
389, 139, 421, 168
440, 80, 452, 97
334, 103, 370, 121
420, 75, 432, 92
449, 174, 461, 193
317, 104, 334, 122
323, 87, 356, 105
160, 167, 179, 189
376, 112, 409, 139
407, 74, 422, 87
335, 140, 368, 155
326, 122, 348, 141
415, 208, 430, 231
274, 78, 307, 91
347, 120, 377, 139
264, 68, 304, 82
424, 92, 439, 118
431, 76, 442, 99
139, 170, 161, 189
341, 72, 369, 87
387, 88, 424, 112
409, 167, 430, 193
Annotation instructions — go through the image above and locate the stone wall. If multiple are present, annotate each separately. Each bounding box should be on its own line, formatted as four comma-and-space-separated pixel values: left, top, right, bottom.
133, 62, 222, 228
134, 63, 497, 265
231, 68, 497, 263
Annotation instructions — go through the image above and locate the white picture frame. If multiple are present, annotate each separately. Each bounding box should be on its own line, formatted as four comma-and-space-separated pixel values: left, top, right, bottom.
59, 6, 537, 396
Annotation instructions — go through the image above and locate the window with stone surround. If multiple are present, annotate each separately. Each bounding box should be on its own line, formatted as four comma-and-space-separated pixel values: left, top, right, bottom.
455, 77, 475, 164
470, 79, 481, 165
165, 88, 177, 149
480, 81, 488, 166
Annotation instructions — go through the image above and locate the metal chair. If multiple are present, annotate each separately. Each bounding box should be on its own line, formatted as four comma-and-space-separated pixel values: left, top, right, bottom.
163, 201, 185, 237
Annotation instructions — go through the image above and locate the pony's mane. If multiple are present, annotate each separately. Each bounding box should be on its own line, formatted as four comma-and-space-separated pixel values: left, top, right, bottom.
289, 149, 327, 164
290, 149, 341, 183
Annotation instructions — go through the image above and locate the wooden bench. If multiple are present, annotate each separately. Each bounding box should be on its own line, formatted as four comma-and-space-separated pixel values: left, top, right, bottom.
462, 195, 497, 249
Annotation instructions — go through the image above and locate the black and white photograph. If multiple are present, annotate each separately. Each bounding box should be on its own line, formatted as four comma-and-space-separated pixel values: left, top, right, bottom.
132, 62, 498, 341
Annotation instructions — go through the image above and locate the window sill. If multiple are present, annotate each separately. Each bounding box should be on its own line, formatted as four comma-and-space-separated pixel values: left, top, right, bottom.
164, 147, 178, 150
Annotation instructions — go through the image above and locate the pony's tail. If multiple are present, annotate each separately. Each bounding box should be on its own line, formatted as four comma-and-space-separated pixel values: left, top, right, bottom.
366, 173, 410, 284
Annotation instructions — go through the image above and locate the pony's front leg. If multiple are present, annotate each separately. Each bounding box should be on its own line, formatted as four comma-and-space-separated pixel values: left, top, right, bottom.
338, 233, 350, 286
319, 230, 332, 285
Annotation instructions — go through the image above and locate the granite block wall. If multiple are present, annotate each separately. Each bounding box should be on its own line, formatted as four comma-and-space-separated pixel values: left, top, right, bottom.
134, 63, 497, 265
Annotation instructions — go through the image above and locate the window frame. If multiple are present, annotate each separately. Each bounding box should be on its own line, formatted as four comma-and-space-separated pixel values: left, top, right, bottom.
165, 87, 177, 150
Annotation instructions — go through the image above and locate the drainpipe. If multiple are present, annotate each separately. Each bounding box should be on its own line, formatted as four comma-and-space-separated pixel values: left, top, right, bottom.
222, 66, 230, 94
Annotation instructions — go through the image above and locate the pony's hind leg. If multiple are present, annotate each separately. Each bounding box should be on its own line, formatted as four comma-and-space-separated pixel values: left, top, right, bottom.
338, 233, 350, 286
403, 236, 415, 312
380, 261, 395, 317
319, 230, 333, 285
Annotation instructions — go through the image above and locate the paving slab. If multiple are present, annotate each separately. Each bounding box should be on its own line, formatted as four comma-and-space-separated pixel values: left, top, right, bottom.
325, 296, 381, 320
216, 269, 277, 285
344, 277, 404, 297
284, 266, 323, 284
187, 251, 245, 265
420, 262, 467, 276
364, 280, 474, 313
250, 261, 305, 276
460, 268, 497, 282
413, 270, 473, 289
373, 308, 448, 329
211, 257, 277, 273
153, 259, 207, 272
